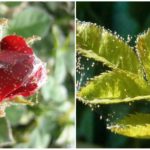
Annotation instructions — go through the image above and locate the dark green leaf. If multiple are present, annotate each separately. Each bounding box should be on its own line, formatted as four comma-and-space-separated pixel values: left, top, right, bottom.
7, 7, 52, 37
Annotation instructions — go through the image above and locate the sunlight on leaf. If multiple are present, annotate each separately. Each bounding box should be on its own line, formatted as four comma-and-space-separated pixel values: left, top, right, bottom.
76, 21, 141, 75
77, 71, 150, 105
136, 29, 150, 81
77, 20, 150, 105
77, 20, 150, 139
107, 113, 150, 139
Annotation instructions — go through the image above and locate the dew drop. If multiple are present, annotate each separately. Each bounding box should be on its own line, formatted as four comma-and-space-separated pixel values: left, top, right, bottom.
100, 115, 103, 120
119, 56, 123, 60
129, 102, 132, 106
106, 118, 109, 122
89, 104, 92, 108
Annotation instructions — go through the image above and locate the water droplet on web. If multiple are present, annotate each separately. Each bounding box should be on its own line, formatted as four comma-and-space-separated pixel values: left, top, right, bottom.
97, 105, 100, 108
89, 104, 92, 108
0, 64, 5, 69
0, 101, 10, 118
106, 118, 109, 122
91, 62, 95, 67
124, 88, 127, 92
119, 56, 123, 60
126, 35, 132, 44
129, 102, 132, 106
87, 77, 90, 81
100, 115, 103, 120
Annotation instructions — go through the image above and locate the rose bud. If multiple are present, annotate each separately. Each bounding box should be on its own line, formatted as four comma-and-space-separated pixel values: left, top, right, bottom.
0, 35, 47, 102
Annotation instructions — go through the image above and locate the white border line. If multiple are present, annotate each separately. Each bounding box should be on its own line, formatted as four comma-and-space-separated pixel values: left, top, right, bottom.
74, 1, 77, 148
2, 0, 150, 1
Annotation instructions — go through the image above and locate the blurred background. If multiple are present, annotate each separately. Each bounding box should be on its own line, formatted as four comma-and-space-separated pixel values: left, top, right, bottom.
0, 2, 75, 148
77, 2, 150, 148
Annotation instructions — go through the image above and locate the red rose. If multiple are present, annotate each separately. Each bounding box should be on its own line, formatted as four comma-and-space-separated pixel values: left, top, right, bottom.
0, 35, 46, 102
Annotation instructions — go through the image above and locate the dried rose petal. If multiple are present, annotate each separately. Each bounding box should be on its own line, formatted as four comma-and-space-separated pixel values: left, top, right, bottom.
0, 35, 47, 102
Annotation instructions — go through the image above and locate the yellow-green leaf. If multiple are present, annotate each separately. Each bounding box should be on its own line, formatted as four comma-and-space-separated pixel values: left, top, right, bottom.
77, 71, 150, 104
136, 29, 150, 81
108, 113, 150, 139
76, 21, 141, 75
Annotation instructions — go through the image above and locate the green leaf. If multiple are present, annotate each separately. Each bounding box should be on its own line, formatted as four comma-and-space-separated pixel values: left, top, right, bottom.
3, 2, 21, 7
77, 71, 150, 104
107, 113, 150, 139
54, 50, 66, 84
15, 116, 51, 148
77, 109, 94, 143
76, 21, 141, 75
26, 128, 50, 148
0, 118, 14, 147
7, 7, 52, 37
52, 25, 67, 83
41, 76, 67, 102
64, 48, 75, 77
6, 105, 27, 126
136, 29, 150, 81
63, 32, 75, 77
52, 25, 65, 49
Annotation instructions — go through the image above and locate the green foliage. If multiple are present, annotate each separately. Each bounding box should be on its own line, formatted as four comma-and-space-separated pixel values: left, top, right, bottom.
108, 113, 150, 139
7, 7, 52, 37
77, 20, 150, 104
0, 2, 74, 148
78, 71, 150, 104
77, 21, 140, 74
77, 20, 150, 138
0, 118, 14, 147
76, 2, 150, 148
136, 29, 150, 81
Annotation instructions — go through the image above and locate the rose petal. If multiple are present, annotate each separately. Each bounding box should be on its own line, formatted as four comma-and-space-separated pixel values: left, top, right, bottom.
6, 83, 38, 98
0, 51, 34, 101
1, 35, 33, 54
7, 58, 46, 98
